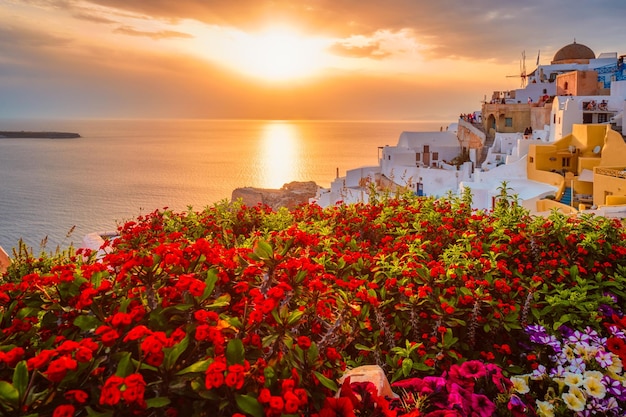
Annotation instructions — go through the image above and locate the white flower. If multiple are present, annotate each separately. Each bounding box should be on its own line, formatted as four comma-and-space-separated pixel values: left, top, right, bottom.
535, 399, 555, 417
583, 370, 603, 380
511, 376, 530, 394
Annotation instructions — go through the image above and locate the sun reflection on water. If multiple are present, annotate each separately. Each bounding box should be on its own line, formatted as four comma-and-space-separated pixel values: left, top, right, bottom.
259, 121, 301, 189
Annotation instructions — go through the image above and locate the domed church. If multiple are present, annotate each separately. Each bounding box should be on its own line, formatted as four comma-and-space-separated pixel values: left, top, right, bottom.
551, 41, 596, 64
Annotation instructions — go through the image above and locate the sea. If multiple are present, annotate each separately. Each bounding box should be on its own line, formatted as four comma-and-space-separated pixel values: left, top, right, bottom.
0, 118, 446, 252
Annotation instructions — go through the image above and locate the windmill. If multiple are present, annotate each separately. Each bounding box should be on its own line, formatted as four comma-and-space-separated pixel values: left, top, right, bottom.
506, 51, 527, 87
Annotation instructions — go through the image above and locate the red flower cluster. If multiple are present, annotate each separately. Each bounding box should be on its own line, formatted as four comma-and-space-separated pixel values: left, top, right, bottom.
99, 373, 147, 408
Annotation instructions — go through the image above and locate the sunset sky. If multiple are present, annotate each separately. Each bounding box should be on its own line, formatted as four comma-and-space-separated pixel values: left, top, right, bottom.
1, 0, 625, 121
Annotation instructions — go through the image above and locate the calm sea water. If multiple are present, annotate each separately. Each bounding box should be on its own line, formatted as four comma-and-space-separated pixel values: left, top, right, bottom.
0, 119, 444, 251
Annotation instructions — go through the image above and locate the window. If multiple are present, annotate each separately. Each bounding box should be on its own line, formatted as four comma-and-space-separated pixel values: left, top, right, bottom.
415, 153, 421, 161
598, 113, 608, 123
562, 157, 570, 168
529, 156, 534, 163
583, 113, 592, 124
564, 81, 569, 90
505, 118, 513, 127
432, 152, 439, 161
424, 145, 430, 153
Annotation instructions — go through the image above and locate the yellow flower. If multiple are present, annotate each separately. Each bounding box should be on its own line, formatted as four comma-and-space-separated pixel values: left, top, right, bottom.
608, 354, 623, 374
511, 376, 530, 394
535, 400, 555, 417
563, 372, 584, 388
583, 376, 606, 399
562, 391, 586, 412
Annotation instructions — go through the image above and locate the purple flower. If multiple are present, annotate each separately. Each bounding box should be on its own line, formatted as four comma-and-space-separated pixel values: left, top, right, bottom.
607, 324, 626, 339
507, 394, 527, 416
604, 375, 626, 401
596, 349, 613, 368
526, 324, 549, 343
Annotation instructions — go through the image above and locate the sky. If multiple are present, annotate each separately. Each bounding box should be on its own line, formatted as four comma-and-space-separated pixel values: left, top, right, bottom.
1, 0, 625, 121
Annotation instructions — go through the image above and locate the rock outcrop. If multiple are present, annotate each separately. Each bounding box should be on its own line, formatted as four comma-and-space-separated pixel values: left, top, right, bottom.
231, 181, 319, 210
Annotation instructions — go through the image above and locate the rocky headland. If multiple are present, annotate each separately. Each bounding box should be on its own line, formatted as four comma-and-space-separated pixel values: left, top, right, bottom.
231, 181, 319, 210
0, 131, 81, 139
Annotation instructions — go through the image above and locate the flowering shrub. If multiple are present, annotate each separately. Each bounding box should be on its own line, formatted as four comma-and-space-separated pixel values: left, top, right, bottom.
0, 192, 625, 416
390, 360, 516, 416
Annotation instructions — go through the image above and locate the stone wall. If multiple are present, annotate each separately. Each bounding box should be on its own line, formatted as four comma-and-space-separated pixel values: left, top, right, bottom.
231, 181, 319, 210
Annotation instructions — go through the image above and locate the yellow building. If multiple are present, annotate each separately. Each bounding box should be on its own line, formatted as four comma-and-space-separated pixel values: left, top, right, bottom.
527, 123, 626, 209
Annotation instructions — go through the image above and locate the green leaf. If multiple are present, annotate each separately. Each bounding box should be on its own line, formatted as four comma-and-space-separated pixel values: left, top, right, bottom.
401, 358, 413, 377
201, 269, 219, 302
253, 240, 274, 260
307, 342, 320, 364
164, 335, 190, 372
175, 358, 212, 376
145, 397, 171, 409
12, 361, 28, 401
287, 310, 304, 326
115, 352, 133, 377
207, 294, 231, 309
313, 371, 338, 392
264, 366, 276, 386
226, 338, 245, 365
354, 344, 375, 352
0, 381, 19, 405
84, 406, 114, 417
73, 315, 101, 331
91, 271, 103, 289
236, 394, 264, 417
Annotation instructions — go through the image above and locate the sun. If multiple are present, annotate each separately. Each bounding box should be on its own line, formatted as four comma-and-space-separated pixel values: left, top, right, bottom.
231, 27, 330, 82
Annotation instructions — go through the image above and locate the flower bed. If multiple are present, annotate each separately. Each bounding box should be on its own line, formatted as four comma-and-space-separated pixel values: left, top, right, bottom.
1, 190, 625, 416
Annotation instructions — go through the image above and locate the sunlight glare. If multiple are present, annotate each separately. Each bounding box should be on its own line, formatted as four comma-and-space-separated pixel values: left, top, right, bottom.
260, 122, 300, 188
234, 28, 329, 81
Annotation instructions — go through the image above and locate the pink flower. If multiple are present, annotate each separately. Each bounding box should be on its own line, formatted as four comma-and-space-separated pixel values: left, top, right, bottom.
458, 360, 487, 379
470, 393, 496, 417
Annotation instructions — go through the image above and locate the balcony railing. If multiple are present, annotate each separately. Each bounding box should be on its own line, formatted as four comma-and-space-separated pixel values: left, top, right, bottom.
595, 167, 626, 179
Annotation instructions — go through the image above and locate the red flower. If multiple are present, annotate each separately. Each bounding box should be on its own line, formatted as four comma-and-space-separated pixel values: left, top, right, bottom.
284, 391, 301, 414
145, 350, 165, 367
52, 404, 75, 417
320, 397, 356, 417
258, 388, 272, 403
100, 375, 124, 406
75, 347, 93, 363
297, 335, 312, 350
269, 396, 284, 412
65, 389, 89, 404
45, 355, 78, 383
27, 349, 57, 371
141, 332, 167, 354
110, 312, 133, 328
225, 364, 245, 389
123, 373, 147, 407
205, 359, 227, 389
96, 325, 120, 347
607, 336, 626, 355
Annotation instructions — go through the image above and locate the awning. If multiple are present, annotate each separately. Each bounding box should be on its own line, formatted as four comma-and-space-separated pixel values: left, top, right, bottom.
578, 169, 594, 182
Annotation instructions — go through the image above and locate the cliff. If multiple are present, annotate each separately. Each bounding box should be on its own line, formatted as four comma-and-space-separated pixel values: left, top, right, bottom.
231, 181, 319, 210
